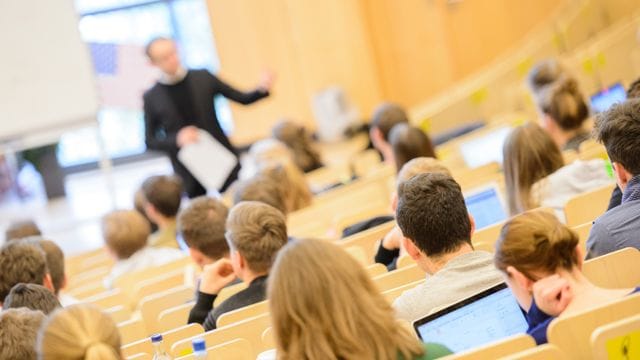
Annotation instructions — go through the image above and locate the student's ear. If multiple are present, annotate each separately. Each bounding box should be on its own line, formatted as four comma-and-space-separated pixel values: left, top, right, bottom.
402, 237, 422, 260
144, 203, 158, 221
468, 214, 476, 239
43, 273, 55, 293
612, 162, 632, 191
390, 192, 398, 212
506, 266, 534, 292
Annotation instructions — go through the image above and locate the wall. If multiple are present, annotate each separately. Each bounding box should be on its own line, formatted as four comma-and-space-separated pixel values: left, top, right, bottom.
207, 0, 562, 144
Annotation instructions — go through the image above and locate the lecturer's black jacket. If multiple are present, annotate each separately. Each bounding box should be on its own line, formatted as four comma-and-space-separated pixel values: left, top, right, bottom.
143, 69, 268, 197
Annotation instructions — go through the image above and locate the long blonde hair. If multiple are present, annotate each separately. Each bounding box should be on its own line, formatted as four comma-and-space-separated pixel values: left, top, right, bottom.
37, 304, 122, 360
268, 239, 424, 360
503, 123, 564, 215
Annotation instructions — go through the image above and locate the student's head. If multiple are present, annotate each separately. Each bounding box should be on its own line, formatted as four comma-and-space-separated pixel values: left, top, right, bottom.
537, 77, 589, 136
38, 304, 122, 360
527, 59, 568, 94
396, 173, 473, 271
627, 78, 640, 99
272, 120, 323, 173
226, 202, 288, 279
234, 172, 288, 215
268, 239, 424, 360
391, 157, 452, 211
28, 239, 66, 295
5, 219, 41, 241
594, 99, 640, 191
178, 196, 229, 268
494, 210, 581, 311
4, 283, 61, 314
141, 175, 183, 222
101, 210, 150, 261
0, 308, 46, 360
389, 124, 436, 172
370, 103, 409, 157
145, 37, 181, 75
134, 188, 158, 233
0, 241, 52, 305
502, 123, 564, 215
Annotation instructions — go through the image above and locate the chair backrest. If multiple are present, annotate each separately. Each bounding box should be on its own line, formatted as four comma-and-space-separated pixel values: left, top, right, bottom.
132, 269, 187, 307
171, 313, 271, 358
66, 281, 107, 300
351, 149, 383, 178
157, 301, 195, 333
499, 344, 567, 359
113, 257, 192, 297
174, 338, 255, 360
66, 247, 112, 277
471, 220, 504, 251
583, 247, 640, 288
591, 313, 640, 359
344, 245, 368, 265
382, 280, 423, 303
118, 318, 147, 345
66, 265, 111, 291
396, 255, 413, 269
121, 323, 204, 358
452, 162, 501, 190
572, 221, 592, 252
104, 305, 131, 324
262, 327, 274, 349
372, 264, 424, 292
125, 353, 151, 360
217, 300, 269, 328
340, 220, 396, 261
214, 282, 247, 307
84, 288, 128, 310
548, 293, 640, 359
440, 334, 535, 359
139, 285, 195, 333
564, 183, 615, 227
365, 263, 388, 277
304, 162, 352, 191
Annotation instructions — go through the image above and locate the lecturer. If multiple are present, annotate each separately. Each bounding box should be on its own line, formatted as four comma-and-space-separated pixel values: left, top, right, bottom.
143, 37, 271, 198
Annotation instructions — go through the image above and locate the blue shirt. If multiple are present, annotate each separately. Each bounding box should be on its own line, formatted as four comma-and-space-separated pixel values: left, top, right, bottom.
525, 286, 640, 344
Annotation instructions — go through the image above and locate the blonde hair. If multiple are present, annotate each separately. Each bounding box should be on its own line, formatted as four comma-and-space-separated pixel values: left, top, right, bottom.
268, 239, 424, 360
397, 157, 451, 188
538, 77, 589, 131
502, 123, 564, 215
495, 210, 580, 280
102, 210, 150, 260
226, 202, 288, 274
37, 304, 122, 360
273, 120, 323, 173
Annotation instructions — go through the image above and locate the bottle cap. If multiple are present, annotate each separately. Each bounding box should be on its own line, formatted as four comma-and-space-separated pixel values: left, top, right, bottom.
192, 338, 206, 352
151, 334, 163, 343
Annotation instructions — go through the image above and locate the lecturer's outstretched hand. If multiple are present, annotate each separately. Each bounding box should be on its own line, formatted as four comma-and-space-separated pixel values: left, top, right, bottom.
177, 125, 200, 148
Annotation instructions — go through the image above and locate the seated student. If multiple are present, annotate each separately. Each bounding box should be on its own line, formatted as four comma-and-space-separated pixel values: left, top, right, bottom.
102, 210, 184, 288
393, 173, 503, 322
141, 175, 183, 248
5, 219, 41, 241
369, 102, 410, 165
586, 99, 640, 258
188, 201, 288, 331
272, 119, 323, 173
527, 59, 568, 96
22, 238, 77, 305
38, 304, 122, 360
388, 123, 436, 173
267, 238, 452, 359
0, 241, 53, 307
4, 283, 61, 314
0, 307, 46, 360
536, 77, 591, 151
178, 196, 229, 268
503, 122, 612, 217
494, 209, 639, 344
374, 157, 452, 269
134, 188, 158, 233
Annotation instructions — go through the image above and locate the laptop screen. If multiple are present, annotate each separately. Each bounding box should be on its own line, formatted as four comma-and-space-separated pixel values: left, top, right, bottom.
465, 186, 507, 230
591, 83, 626, 113
413, 283, 528, 353
460, 127, 512, 168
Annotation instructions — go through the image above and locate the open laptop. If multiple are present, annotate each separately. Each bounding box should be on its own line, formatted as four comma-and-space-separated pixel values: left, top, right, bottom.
464, 184, 508, 230
413, 283, 528, 353
460, 126, 513, 168
590, 82, 626, 113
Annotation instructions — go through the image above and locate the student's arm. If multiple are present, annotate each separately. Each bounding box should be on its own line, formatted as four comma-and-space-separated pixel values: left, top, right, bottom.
187, 291, 217, 324
584, 222, 614, 260
187, 259, 236, 325
209, 72, 269, 105
374, 225, 402, 267
143, 93, 179, 153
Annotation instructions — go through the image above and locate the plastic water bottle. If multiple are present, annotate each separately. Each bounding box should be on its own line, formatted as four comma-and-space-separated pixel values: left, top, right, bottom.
151, 334, 172, 360
192, 338, 207, 359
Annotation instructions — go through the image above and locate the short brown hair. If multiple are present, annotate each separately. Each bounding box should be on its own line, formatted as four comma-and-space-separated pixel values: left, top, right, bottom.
371, 103, 409, 141
33, 239, 65, 294
4, 283, 61, 314
594, 99, 640, 176
178, 197, 229, 260
102, 210, 150, 260
628, 78, 640, 99
537, 77, 589, 131
5, 219, 41, 241
234, 172, 288, 215
0, 241, 48, 303
389, 124, 436, 172
226, 202, 288, 273
0, 308, 46, 360
527, 59, 568, 94
141, 175, 183, 217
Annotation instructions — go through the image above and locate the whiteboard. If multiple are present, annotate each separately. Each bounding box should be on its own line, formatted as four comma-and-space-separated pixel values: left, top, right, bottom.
0, 0, 99, 145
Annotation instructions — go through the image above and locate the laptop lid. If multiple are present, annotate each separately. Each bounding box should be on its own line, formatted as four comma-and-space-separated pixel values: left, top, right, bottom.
413, 283, 528, 353
460, 127, 513, 168
590, 83, 626, 113
464, 184, 508, 230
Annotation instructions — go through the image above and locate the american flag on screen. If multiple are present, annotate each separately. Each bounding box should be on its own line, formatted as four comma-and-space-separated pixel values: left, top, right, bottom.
88, 42, 158, 109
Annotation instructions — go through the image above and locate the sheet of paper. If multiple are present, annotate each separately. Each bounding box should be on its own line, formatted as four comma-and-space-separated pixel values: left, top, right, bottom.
177, 129, 237, 191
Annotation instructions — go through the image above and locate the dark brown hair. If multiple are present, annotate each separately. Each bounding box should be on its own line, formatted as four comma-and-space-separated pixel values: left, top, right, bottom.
5, 220, 41, 241
178, 196, 229, 260
389, 124, 436, 173
594, 99, 640, 176
538, 77, 589, 131
371, 103, 409, 141
141, 175, 183, 217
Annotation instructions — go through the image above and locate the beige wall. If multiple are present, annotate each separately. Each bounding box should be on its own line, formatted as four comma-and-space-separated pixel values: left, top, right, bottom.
207, 0, 562, 144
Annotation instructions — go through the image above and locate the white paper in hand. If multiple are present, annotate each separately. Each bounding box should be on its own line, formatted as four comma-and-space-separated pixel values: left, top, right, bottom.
177, 129, 237, 191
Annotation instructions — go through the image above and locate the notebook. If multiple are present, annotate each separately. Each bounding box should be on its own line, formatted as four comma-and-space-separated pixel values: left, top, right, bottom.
464, 184, 508, 230
413, 283, 528, 353
590, 83, 626, 113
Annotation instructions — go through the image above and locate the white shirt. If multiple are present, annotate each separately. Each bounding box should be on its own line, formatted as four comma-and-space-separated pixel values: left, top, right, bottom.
103, 247, 184, 289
